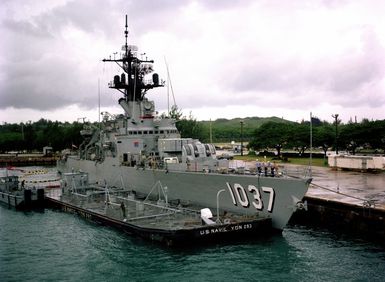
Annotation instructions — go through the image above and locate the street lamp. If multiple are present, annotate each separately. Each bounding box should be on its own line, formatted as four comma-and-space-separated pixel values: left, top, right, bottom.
332, 114, 339, 155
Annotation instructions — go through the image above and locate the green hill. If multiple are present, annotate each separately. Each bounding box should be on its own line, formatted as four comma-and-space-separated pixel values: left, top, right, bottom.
199, 116, 293, 142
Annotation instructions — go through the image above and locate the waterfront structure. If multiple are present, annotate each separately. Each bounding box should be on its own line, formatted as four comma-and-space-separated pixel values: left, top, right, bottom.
328, 154, 385, 171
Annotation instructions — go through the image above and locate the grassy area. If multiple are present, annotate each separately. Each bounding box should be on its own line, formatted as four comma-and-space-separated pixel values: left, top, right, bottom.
234, 155, 328, 167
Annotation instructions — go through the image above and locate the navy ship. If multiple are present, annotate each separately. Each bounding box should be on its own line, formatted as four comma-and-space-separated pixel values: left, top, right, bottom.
58, 16, 311, 231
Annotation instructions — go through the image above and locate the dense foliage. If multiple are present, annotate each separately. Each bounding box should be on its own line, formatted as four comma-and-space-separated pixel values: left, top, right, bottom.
198, 117, 291, 143
248, 118, 385, 156
0, 119, 83, 153
167, 105, 204, 140
1, 116, 384, 155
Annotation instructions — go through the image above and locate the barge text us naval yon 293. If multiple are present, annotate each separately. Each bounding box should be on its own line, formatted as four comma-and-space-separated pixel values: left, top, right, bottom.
57, 15, 312, 231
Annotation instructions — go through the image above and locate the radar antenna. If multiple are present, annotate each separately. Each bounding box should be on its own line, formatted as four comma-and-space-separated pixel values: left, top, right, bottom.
124, 15, 128, 56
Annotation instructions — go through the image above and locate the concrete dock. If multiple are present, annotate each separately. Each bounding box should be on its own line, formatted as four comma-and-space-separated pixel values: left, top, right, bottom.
308, 165, 385, 208
290, 165, 385, 240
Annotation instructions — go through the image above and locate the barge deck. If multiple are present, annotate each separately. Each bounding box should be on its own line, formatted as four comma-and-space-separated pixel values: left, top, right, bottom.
46, 172, 272, 246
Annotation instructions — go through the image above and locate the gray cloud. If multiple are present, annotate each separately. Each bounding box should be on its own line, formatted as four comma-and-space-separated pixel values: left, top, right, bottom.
216, 25, 385, 111
1, 55, 94, 110
0, 0, 195, 111
1, 0, 384, 123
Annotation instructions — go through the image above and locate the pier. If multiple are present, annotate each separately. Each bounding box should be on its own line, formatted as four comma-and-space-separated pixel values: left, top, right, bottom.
0, 154, 58, 166
290, 165, 385, 241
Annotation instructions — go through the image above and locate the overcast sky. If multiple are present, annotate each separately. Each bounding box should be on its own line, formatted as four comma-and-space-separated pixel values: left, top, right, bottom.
1, 0, 385, 124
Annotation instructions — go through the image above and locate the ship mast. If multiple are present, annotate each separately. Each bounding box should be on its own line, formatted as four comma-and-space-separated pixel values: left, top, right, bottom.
102, 15, 162, 104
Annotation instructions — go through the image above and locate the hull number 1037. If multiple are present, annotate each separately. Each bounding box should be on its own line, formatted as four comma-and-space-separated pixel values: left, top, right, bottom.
226, 182, 275, 213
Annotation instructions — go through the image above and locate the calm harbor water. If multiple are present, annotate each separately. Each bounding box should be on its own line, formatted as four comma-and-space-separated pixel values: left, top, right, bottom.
1, 166, 385, 281
1, 206, 385, 282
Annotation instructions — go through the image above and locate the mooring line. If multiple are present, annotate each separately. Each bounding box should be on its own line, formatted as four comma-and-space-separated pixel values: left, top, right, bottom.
310, 182, 376, 207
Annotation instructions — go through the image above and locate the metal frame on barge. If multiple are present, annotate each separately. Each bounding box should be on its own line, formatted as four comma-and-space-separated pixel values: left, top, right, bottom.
46, 197, 272, 246
46, 172, 272, 246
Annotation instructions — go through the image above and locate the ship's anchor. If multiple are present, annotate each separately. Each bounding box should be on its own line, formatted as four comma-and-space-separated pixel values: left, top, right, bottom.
291, 196, 308, 211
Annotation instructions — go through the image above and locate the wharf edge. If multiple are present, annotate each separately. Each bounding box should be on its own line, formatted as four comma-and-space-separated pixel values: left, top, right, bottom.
290, 195, 385, 240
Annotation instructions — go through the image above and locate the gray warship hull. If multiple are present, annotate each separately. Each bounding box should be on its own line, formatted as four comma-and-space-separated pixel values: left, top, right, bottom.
59, 157, 310, 230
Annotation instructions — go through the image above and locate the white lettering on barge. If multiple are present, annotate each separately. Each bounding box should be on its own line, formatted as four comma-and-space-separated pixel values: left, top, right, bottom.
199, 223, 253, 236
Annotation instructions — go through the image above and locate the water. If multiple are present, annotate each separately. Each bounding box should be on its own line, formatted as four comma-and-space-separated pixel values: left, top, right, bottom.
1, 207, 384, 282
1, 166, 385, 281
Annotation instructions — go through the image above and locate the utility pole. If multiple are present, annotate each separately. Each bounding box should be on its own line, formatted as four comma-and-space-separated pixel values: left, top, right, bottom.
240, 120, 244, 156
332, 114, 339, 155
21, 123, 24, 141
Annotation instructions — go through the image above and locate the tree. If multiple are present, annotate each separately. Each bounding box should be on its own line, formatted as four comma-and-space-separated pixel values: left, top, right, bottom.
313, 124, 334, 158
168, 105, 183, 120
290, 123, 311, 156
249, 122, 294, 151
176, 112, 204, 140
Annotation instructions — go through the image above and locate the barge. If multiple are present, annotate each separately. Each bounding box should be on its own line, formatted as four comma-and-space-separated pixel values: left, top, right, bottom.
46, 172, 272, 246
0, 172, 45, 209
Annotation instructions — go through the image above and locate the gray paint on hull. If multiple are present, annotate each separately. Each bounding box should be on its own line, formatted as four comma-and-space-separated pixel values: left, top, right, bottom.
62, 157, 309, 230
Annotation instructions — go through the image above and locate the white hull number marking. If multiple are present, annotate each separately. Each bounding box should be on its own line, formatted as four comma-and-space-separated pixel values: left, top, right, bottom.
226, 182, 275, 213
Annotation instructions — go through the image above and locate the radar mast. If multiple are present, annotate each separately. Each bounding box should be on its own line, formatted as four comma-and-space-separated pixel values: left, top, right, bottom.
102, 15, 162, 103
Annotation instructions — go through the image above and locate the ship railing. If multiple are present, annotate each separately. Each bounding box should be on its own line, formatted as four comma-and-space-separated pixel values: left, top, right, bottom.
62, 186, 107, 206
102, 193, 201, 221
121, 212, 175, 222
70, 192, 94, 198
0, 191, 24, 200
64, 183, 200, 219
227, 160, 312, 179
279, 166, 312, 179
103, 196, 189, 222
114, 195, 198, 216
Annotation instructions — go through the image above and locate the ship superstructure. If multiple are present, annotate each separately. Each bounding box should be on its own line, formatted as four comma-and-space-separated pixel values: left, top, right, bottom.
78, 15, 218, 173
